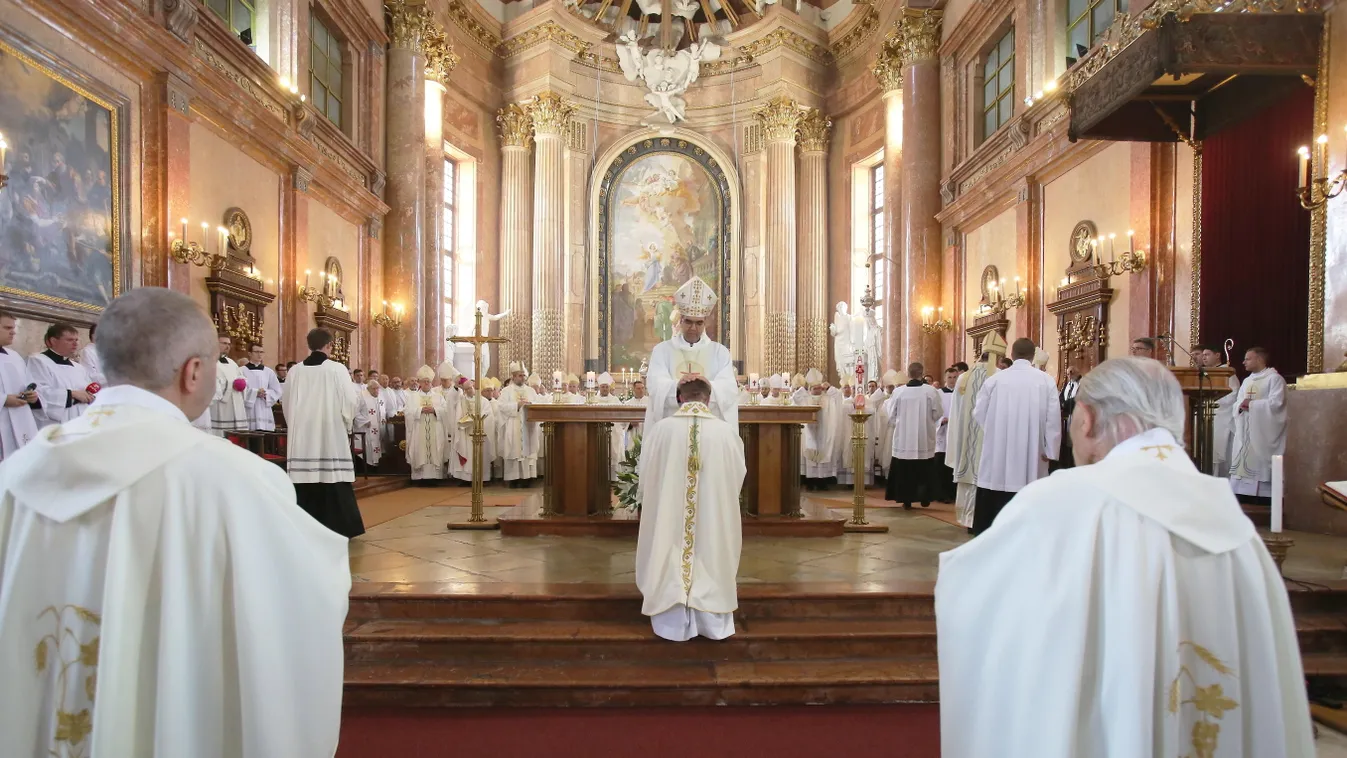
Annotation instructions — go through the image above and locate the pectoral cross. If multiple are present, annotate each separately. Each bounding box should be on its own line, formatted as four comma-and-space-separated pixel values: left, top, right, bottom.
86, 408, 116, 427
1141, 444, 1174, 461
447, 306, 510, 526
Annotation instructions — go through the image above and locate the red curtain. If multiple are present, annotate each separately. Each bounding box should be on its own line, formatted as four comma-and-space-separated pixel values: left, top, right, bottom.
1199, 87, 1313, 377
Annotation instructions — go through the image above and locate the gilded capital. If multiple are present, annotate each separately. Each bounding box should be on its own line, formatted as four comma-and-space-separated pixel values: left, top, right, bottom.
528, 91, 574, 136
896, 9, 942, 63
796, 107, 833, 152
871, 36, 905, 93
497, 103, 534, 148
755, 95, 803, 143
386, 0, 433, 52
422, 25, 461, 83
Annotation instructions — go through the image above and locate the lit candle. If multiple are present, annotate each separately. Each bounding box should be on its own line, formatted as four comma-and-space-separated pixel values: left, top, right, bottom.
0, 132, 7, 168
854, 392, 866, 410
1013, 276, 1021, 296
585, 371, 596, 389
1317, 133, 1329, 172
304, 269, 312, 287
1271, 454, 1284, 533
180, 218, 188, 240
1297, 146, 1310, 191
553, 370, 563, 390
1127, 229, 1135, 252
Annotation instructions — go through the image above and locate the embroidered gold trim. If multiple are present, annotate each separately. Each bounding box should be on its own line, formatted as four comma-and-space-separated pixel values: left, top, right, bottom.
680, 417, 702, 598
36, 605, 102, 756
1167, 641, 1239, 758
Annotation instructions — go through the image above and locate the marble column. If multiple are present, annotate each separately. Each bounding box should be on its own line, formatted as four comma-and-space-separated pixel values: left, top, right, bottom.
423, 79, 446, 368
796, 107, 832, 376
496, 103, 534, 373
756, 96, 802, 376
528, 91, 574, 378
381, 1, 431, 375
162, 73, 194, 293
899, 9, 944, 372
872, 35, 905, 372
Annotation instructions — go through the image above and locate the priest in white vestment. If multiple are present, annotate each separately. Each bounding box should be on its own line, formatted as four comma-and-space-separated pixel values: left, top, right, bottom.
562, 374, 586, 404
796, 368, 842, 488
643, 276, 738, 431
0, 312, 40, 461
621, 380, 648, 457
937, 357, 1312, 758
971, 337, 1060, 535
480, 378, 502, 478
636, 378, 746, 642
353, 379, 385, 467
1196, 345, 1241, 477
209, 335, 253, 436
883, 363, 943, 508
77, 322, 105, 385
870, 373, 894, 476
241, 344, 284, 432
282, 328, 363, 537
0, 288, 349, 758
496, 363, 540, 487
1228, 346, 1287, 500
591, 372, 624, 476
406, 369, 450, 481
448, 380, 491, 483
946, 334, 1006, 530
379, 375, 406, 444
27, 324, 95, 428
931, 367, 958, 501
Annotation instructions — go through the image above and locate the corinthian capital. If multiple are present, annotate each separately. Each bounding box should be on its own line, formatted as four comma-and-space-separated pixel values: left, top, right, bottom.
896, 9, 942, 63
497, 103, 534, 148
796, 108, 833, 153
387, 0, 434, 52
871, 34, 905, 93
755, 95, 803, 143
422, 24, 460, 83
528, 91, 574, 136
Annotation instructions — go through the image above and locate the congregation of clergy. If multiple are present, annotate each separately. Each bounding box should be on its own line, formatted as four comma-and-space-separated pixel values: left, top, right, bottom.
0, 282, 1308, 757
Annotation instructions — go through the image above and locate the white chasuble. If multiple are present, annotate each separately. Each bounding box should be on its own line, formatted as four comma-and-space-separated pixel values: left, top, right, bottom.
405, 390, 451, 480
495, 383, 540, 481
241, 363, 284, 432
798, 388, 842, 478
449, 393, 492, 482
26, 351, 92, 428
1228, 368, 1288, 497
281, 357, 358, 484
946, 363, 994, 527
972, 360, 1061, 493
0, 348, 39, 460
353, 390, 385, 465
636, 402, 746, 641
644, 335, 738, 432
936, 428, 1312, 758
0, 385, 350, 758
835, 397, 876, 486
884, 383, 943, 460
378, 387, 405, 442
1211, 372, 1241, 477
77, 343, 105, 385
869, 389, 892, 473
209, 357, 254, 436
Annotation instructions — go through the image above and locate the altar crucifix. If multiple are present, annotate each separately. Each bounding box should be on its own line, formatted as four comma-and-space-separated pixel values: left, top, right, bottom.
447, 301, 510, 529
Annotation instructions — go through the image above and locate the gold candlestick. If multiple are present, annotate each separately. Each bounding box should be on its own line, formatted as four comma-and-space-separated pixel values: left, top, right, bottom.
844, 410, 888, 533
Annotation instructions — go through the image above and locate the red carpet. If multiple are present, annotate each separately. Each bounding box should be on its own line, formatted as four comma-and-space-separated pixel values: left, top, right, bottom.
338, 705, 941, 758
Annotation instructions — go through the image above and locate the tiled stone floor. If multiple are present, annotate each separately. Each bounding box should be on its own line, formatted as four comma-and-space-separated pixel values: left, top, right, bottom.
351, 485, 1347, 585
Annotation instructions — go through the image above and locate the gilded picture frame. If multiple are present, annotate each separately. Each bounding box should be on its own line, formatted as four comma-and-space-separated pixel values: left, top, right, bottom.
0, 26, 128, 320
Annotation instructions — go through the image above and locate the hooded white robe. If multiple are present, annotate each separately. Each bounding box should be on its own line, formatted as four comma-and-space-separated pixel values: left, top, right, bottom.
1228, 368, 1287, 497
0, 347, 39, 461
209, 357, 254, 437
495, 382, 540, 481
26, 351, 93, 428
636, 402, 746, 642
0, 385, 350, 758
937, 428, 1312, 758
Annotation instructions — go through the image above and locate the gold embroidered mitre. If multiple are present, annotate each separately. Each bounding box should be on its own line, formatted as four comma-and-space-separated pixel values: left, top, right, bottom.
674, 276, 718, 319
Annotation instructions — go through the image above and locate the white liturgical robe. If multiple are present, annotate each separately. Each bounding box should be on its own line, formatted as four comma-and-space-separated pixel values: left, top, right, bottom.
0, 348, 39, 461
353, 389, 385, 466
281, 356, 357, 483
836, 394, 876, 486
869, 388, 892, 474
636, 402, 746, 642
241, 363, 284, 431
405, 390, 450, 480
936, 428, 1312, 758
495, 382, 540, 480
946, 361, 995, 527
77, 343, 105, 385
1211, 372, 1241, 477
797, 388, 842, 478
379, 386, 405, 442
449, 392, 492, 482
0, 385, 350, 758
27, 350, 92, 428
644, 335, 738, 431
209, 356, 254, 436
1228, 367, 1288, 497
885, 383, 943, 460
972, 359, 1061, 493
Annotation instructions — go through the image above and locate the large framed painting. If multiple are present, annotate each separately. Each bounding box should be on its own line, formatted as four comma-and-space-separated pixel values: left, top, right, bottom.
0, 28, 126, 318
597, 137, 731, 369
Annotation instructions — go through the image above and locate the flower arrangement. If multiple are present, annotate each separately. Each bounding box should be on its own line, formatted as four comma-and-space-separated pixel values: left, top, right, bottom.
611, 434, 642, 512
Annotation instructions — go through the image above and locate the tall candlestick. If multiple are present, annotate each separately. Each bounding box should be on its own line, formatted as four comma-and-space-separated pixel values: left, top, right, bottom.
1298, 146, 1310, 191
1271, 454, 1284, 533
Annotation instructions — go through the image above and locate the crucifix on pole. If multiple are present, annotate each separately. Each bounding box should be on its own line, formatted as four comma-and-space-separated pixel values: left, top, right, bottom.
447, 304, 509, 529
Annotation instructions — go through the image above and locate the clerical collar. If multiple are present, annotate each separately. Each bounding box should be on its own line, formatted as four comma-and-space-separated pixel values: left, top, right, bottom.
303, 351, 327, 366
905, 380, 924, 387
245, 363, 264, 370
218, 355, 228, 364
941, 386, 953, 393
43, 349, 73, 366
0, 347, 7, 354
673, 334, 711, 349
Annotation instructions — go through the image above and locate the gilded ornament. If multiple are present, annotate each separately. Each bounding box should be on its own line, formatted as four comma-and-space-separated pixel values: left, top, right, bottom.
871, 32, 905, 93
446, 0, 501, 54
422, 24, 461, 83
754, 95, 803, 143
497, 103, 534, 148
527, 91, 574, 136
1307, 20, 1327, 373
796, 108, 833, 152
896, 9, 942, 63
738, 28, 833, 66
831, 5, 881, 63
386, 0, 434, 53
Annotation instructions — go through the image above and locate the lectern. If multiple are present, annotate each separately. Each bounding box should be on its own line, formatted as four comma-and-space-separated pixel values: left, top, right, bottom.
1169, 365, 1235, 475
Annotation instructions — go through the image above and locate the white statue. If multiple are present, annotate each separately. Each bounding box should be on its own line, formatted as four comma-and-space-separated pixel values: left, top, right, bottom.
828, 302, 856, 383
615, 32, 723, 125
862, 304, 882, 385
473, 300, 510, 379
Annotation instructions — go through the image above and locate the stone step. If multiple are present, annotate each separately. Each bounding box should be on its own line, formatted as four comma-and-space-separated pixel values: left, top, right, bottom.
345, 617, 939, 664
1303, 653, 1347, 678
344, 657, 941, 709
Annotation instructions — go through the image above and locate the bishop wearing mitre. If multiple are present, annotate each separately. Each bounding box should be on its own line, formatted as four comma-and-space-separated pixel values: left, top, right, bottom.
448, 379, 491, 484
406, 367, 450, 481
496, 362, 540, 487
937, 357, 1312, 758
643, 276, 737, 431
636, 378, 747, 641
27, 323, 95, 428
209, 334, 254, 436
945, 333, 1007, 531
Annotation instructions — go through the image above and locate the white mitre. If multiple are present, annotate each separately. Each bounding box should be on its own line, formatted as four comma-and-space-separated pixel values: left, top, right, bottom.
508, 361, 527, 375
415, 364, 435, 381
1033, 347, 1050, 369
805, 368, 824, 387
674, 275, 717, 319
436, 359, 459, 380
768, 375, 784, 389
597, 372, 614, 386
881, 369, 901, 386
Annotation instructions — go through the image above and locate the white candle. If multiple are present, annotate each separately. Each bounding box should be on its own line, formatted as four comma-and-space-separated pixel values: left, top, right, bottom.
1298, 146, 1310, 190
1271, 454, 1284, 533
585, 371, 596, 389
553, 370, 563, 390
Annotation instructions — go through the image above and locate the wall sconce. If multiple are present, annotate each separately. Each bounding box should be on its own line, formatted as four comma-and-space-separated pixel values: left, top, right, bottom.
1295, 133, 1346, 210
1086, 231, 1147, 278
278, 76, 306, 104
171, 218, 229, 269
298, 269, 348, 311
976, 277, 1026, 318
373, 300, 404, 330
920, 305, 952, 333
0, 131, 8, 190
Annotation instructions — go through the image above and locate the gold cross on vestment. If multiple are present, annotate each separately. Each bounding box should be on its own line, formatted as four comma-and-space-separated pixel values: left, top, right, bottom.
86, 408, 116, 427
1141, 444, 1174, 460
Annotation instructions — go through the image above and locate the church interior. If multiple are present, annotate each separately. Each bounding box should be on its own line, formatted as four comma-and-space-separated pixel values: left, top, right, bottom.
6, 0, 1347, 754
